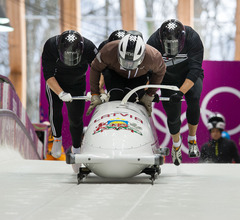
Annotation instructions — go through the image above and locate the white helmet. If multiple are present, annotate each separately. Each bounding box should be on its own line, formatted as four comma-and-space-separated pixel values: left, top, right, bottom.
118, 33, 145, 70
207, 113, 226, 131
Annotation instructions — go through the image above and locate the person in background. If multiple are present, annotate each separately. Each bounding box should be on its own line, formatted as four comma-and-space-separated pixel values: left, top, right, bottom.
147, 19, 204, 166
199, 113, 240, 163
42, 30, 98, 172
86, 31, 166, 116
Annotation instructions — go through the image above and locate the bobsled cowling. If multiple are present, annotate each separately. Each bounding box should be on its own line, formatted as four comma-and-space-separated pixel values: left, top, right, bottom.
76, 101, 161, 178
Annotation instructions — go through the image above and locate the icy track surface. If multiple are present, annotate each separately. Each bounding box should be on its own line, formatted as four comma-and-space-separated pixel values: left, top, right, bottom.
1, 147, 240, 220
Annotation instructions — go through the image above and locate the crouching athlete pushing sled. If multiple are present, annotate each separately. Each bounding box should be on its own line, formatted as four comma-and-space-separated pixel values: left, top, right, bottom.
147, 19, 204, 165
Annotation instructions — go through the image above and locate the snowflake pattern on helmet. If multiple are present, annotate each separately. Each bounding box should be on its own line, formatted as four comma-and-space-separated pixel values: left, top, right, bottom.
166, 22, 177, 30
116, 31, 126, 38
65, 34, 77, 43
129, 35, 137, 42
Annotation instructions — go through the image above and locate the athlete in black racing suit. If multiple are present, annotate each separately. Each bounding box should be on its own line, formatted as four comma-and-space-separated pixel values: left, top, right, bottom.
42, 30, 98, 172
147, 19, 204, 166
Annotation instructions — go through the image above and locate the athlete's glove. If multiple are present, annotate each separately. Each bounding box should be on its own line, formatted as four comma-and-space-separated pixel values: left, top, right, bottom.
139, 93, 155, 117
169, 91, 184, 103
58, 91, 72, 102
100, 93, 110, 102
86, 95, 102, 116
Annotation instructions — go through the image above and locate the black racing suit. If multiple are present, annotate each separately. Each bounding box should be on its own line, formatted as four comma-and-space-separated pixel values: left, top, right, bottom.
199, 137, 240, 163
147, 26, 204, 135
42, 35, 98, 148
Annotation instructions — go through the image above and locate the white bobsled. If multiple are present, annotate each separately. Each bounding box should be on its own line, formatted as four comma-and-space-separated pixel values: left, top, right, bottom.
66, 85, 179, 184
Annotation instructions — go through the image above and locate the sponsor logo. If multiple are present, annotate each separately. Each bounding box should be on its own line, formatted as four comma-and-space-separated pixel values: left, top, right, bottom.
93, 118, 143, 135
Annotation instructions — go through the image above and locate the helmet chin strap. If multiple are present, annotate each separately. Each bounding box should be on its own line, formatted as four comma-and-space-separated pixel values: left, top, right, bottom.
133, 68, 139, 77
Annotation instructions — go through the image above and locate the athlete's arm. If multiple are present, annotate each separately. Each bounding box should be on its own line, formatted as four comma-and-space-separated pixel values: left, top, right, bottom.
179, 78, 194, 94
46, 77, 63, 95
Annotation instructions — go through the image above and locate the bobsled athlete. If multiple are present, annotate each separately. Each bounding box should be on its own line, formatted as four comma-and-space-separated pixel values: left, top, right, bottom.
87, 31, 166, 116
98, 29, 127, 94
147, 19, 204, 166
42, 30, 98, 171
199, 113, 240, 163
98, 29, 127, 50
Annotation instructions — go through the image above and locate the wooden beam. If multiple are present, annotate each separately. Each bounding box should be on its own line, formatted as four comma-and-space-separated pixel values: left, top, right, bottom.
121, 0, 136, 31
60, 0, 81, 33
177, 0, 194, 27
6, 0, 27, 107
235, 0, 240, 60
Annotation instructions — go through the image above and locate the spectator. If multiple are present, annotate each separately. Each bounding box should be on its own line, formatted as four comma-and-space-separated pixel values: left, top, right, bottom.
199, 113, 240, 163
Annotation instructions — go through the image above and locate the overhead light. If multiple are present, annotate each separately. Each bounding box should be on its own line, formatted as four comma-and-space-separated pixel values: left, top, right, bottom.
0, 5, 10, 24
0, 22, 14, 32
0, 17, 9, 24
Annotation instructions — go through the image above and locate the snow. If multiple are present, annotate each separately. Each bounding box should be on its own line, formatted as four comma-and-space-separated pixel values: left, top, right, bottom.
0, 146, 240, 220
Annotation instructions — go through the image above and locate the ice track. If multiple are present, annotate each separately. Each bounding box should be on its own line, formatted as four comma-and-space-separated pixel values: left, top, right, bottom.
0, 145, 240, 220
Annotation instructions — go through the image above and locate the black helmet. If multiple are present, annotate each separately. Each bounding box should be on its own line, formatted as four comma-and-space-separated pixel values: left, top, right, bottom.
58, 30, 84, 66
108, 29, 127, 42
118, 33, 145, 70
207, 113, 226, 131
159, 19, 185, 57
127, 30, 143, 39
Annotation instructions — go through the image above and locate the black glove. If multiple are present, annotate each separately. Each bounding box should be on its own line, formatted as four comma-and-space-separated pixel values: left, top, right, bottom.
169, 91, 184, 103
152, 93, 160, 103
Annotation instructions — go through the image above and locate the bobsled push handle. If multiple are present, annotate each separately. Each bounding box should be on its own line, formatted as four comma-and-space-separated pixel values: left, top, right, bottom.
71, 96, 91, 101
121, 84, 179, 105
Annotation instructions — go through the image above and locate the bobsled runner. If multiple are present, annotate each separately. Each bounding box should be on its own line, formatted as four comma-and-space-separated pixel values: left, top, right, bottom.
66, 85, 179, 184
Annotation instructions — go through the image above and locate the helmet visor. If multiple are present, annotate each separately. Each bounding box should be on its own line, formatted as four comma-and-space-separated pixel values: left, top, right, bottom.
163, 39, 179, 57
60, 50, 81, 66
119, 57, 141, 70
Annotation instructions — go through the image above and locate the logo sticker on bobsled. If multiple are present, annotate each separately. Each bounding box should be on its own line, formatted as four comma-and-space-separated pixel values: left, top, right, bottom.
93, 118, 142, 135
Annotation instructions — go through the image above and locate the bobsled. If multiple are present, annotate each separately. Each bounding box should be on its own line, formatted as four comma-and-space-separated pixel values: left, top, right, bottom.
66, 85, 179, 184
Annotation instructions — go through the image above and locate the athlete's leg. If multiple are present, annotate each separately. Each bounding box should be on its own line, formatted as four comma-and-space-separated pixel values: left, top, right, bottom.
185, 77, 203, 157
46, 85, 63, 158
102, 68, 125, 101
161, 88, 183, 165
